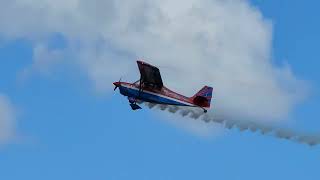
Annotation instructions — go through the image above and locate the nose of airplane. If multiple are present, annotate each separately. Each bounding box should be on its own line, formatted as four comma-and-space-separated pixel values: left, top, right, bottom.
113, 82, 121, 87
113, 81, 121, 91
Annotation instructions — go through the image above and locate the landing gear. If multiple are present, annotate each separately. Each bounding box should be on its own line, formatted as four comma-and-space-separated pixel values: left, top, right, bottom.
130, 103, 142, 110
128, 97, 142, 110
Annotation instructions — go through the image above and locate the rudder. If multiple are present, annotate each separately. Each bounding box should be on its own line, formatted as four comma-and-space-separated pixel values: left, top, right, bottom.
192, 86, 213, 108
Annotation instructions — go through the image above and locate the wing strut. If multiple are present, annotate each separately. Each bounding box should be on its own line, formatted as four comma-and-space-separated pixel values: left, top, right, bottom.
138, 76, 143, 98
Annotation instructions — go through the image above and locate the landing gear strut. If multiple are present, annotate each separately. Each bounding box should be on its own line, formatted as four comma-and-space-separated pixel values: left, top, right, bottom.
128, 97, 141, 110
128, 77, 144, 111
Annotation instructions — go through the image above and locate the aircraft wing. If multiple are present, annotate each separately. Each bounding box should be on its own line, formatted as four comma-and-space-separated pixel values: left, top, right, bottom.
137, 61, 163, 89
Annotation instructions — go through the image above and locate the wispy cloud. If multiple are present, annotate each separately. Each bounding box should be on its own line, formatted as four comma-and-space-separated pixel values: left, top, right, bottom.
0, 94, 16, 144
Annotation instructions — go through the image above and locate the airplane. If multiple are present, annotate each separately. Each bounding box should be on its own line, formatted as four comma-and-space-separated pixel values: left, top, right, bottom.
113, 61, 213, 113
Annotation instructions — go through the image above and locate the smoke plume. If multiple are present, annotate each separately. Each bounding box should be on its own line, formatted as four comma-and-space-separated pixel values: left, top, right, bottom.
140, 102, 320, 146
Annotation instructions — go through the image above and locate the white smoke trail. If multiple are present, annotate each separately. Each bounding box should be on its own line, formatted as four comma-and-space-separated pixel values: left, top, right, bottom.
142, 102, 320, 146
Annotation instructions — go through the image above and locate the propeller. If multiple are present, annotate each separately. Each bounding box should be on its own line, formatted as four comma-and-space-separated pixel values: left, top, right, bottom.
113, 78, 122, 91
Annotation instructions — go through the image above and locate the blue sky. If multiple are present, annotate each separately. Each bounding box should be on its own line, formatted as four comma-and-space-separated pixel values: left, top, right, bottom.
0, 0, 320, 180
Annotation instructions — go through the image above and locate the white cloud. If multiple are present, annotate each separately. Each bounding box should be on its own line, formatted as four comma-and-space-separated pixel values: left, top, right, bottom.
0, 0, 307, 125
0, 94, 16, 144
19, 43, 65, 81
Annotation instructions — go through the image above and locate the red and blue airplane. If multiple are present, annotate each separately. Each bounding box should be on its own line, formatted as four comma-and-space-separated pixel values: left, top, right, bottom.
113, 61, 213, 113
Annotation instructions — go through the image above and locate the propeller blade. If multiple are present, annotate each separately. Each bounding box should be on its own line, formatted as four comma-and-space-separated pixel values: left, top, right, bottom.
113, 77, 122, 91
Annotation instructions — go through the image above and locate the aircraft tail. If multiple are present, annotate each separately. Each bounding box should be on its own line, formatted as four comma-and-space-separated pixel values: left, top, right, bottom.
192, 86, 213, 108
